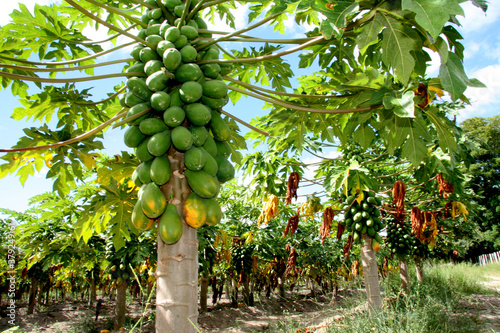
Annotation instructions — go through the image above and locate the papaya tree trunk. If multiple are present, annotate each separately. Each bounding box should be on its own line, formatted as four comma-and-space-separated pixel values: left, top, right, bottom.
278, 276, 286, 299
90, 277, 97, 306
37, 281, 44, 305
415, 257, 424, 284
200, 272, 209, 313
113, 281, 128, 330
156, 151, 198, 332
27, 277, 38, 315
360, 234, 382, 312
399, 258, 409, 294
225, 280, 231, 300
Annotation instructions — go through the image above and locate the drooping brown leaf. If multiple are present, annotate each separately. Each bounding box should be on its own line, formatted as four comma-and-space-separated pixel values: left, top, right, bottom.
284, 246, 298, 278
286, 172, 301, 205
437, 174, 454, 198
320, 206, 335, 244
392, 180, 406, 221
414, 83, 430, 109
351, 260, 359, 276
283, 210, 300, 238
343, 234, 353, 259
411, 206, 423, 241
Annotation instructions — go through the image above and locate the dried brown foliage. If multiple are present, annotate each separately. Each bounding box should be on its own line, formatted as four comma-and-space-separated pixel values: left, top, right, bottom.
411, 206, 423, 240
283, 211, 300, 238
392, 180, 406, 221
286, 172, 301, 205
343, 234, 353, 259
320, 207, 335, 244
437, 174, 454, 198
351, 260, 359, 276
284, 246, 298, 278
336, 221, 346, 241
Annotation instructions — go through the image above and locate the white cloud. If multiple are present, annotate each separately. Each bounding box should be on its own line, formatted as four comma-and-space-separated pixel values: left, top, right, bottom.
457, 1, 500, 35
204, 3, 250, 32
458, 64, 500, 122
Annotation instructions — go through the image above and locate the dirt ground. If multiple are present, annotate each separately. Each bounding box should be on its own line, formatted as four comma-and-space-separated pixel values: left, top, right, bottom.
1, 277, 499, 333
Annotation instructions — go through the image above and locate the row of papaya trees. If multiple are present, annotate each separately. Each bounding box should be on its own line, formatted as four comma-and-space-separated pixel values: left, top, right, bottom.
0, 0, 496, 331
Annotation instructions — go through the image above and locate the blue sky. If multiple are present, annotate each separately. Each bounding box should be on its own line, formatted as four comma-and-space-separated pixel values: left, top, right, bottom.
0, 0, 499, 213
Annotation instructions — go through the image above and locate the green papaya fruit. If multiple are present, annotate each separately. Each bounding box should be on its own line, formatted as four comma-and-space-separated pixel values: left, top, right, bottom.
201, 80, 228, 99
132, 200, 154, 231
140, 117, 168, 135
163, 106, 185, 127
150, 91, 171, 111
202, 134, 217, 157
150, 154, 172, 186
210, 111, 230, 141
158, 204, 183, 245
184, 103, 211, 126
146, 70, 169, 92
144, 59, 163, 76
200, 147, 218, 176
203, 198, 222, 226
136, 160, 153, 184
136, 138, 154, 162
175, 63, 202, 82
215, 140, 231, 158
190, 126, 208, 146
180, 45, 197, 63
141, 183, 167, 218
171, 126, 194, 151
184, 147, 206, 171
127, 77, 152, 101
124, 126, 146, 148
184, 169, 219, 198
179, 81, 203, 103
147, 130, 171, 156
214, 155, 234, 183
163, 48, 182, 72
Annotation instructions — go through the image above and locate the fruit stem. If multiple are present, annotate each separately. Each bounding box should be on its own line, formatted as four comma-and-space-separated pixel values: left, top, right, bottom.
0, 42, 135, 67
155, 0, 177, 25
227, 85, 383, 115
64, 0, 156, 49
199, 0, 230, 10
0, 109, 128, 153
75, 86, 127, 106
225, 76, 358, 99
176, 0, 192, 28
195, 12, 282, 51
197, 35, 325, 64
0, 58, 134, 74
185, 0, 207, 22
219, 110, 270, 137
81, 0, 148, 28
112, 107, 153, 129
0, 71, 144, 84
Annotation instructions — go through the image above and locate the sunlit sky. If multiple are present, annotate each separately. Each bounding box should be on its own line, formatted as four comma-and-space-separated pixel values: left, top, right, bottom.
0, 1, 499, 213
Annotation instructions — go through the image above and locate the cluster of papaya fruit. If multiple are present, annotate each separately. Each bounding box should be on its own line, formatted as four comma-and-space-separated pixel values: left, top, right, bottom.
343, 143, 365, 163
385, 215, 418, 258
110, 261, 132, 285
121, 0, 236, 245
341, 191, 384, 248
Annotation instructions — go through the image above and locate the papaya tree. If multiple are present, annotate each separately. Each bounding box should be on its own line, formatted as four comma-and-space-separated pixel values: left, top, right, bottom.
0, 0, 484, 330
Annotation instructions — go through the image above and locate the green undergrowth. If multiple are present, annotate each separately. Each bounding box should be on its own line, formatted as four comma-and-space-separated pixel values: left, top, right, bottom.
267, 262, 499, 333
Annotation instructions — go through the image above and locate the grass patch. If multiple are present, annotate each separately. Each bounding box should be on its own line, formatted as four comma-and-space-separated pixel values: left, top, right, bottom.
271, 261, 498, 333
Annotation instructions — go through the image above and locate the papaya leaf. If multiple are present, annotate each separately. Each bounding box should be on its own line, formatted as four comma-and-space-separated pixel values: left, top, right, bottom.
439, 52, 470, 101
402, 0, 463, 41
380, 15, 420, 84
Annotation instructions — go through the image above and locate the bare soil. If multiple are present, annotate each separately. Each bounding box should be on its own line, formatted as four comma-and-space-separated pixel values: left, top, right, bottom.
1, 278, 499, 333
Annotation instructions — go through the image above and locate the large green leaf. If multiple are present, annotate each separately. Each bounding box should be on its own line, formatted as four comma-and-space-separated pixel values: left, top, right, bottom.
439, 52, 470, 101
426, 107, 458, 154
402, 0, 464, 41
380, 15, 421, 84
